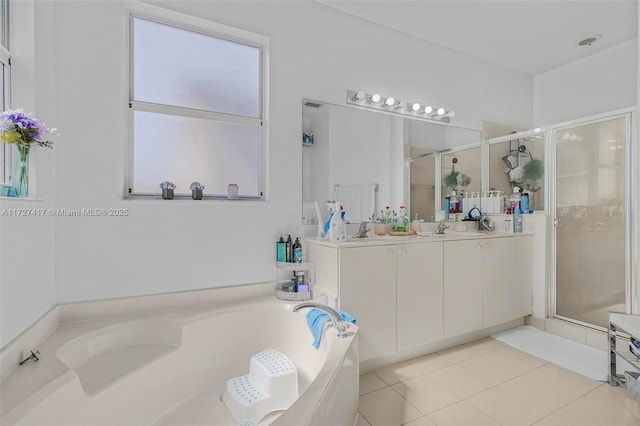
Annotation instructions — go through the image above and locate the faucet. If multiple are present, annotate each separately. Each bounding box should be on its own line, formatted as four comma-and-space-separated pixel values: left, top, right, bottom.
352, 221, 370, 238
293, 302, 349, 338
434, 219, 449, 234
479, 214, 493, 232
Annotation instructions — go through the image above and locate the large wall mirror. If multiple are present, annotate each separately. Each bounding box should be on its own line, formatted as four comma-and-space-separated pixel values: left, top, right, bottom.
488, 130, 545, 211
302, 99, 481, 225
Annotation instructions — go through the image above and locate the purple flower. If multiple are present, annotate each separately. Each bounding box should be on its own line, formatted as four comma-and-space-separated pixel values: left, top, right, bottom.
0, 109, 59, 148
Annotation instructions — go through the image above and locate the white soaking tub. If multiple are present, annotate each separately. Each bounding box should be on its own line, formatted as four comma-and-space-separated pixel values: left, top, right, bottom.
0, 298, 359, 425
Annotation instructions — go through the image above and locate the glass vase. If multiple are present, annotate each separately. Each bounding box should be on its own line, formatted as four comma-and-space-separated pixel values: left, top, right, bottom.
12, 145, 30, 197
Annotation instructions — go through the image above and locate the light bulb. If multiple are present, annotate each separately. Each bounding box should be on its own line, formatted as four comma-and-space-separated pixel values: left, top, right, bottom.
447, 111, 456, 118
437, 108, 446, 116
411, 103, 420, 111
353, 91, 365, 101
370, 93, 381, 103
562, 133, 570, 140
570, 134, 577, 141
424, 106, 433, 114
385, 97, 395, 106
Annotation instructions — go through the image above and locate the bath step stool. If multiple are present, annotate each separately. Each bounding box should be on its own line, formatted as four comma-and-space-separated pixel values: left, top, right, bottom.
224, 348, 298, 424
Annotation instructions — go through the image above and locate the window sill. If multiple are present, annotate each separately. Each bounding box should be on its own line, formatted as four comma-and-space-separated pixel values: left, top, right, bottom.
0, 196, 45, 202
124, 194, 265, 203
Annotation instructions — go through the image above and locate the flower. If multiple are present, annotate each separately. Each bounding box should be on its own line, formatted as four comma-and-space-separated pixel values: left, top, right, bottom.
190, 181, 205, 191
159, 181, 176, 190
0, 109, 58, 149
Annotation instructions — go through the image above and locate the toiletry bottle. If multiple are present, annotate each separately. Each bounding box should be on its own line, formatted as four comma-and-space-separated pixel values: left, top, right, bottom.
458, 191, 464, 213
504, 209, 514, 232
509, 187, 521, 211
290, 272, 297, 292
286, 235, 292, 262
277, 237, 286, 262
450, 191, 458, 214
514, 207, 522, 233
520, 192, 530, 214
329, 204, 347, 242
295, 270, 306, 292
412, 213, 421, 234
293, 237, 303, 263
445, 194, 451, 221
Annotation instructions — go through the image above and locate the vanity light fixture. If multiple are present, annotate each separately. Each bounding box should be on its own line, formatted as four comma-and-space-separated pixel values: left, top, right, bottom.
347, 90, 454, 123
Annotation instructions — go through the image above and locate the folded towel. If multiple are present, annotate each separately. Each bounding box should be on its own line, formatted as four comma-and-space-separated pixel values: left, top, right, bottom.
305, 308, 357, 349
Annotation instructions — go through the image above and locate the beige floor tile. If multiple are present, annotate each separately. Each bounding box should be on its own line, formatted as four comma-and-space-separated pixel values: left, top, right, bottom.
427, 401, 499, 426
425, 364, 495, 399
459, 347, 546, 386
392, 374, 461, 414
359, 387, 423, 426
403, 416, 437, 425
375, 361, 423, 385
360, 372, 388, 395
576, 384, 640, 419
534, 394, 639, 426
462, 337, 507, 355
467, 386, 546, 425
356, 412, 372, 426
408, 338, 506, 376
499, 363, 600, 416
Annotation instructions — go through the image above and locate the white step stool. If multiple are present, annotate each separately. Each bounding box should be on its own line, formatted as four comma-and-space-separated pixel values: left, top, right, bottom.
224, 349, 298, 424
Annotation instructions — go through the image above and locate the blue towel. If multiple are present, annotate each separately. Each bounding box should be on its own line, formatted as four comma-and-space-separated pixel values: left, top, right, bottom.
305, 308, 357, 349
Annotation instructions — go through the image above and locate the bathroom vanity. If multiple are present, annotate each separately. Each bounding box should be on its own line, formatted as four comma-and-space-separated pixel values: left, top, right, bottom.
306, 232, 533, 363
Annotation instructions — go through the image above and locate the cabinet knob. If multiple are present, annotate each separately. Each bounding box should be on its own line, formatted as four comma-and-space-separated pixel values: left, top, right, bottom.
477, 243, 482, 249
485, 243, 491, 249
388, 248, 394, 257
400, 248, 407, 255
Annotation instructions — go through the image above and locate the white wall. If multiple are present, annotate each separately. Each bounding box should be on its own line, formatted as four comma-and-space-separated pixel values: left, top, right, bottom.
0, 0, 57, 347
0, 0, 533, 345
48, 0, 533, 305
533, 38, 637, 127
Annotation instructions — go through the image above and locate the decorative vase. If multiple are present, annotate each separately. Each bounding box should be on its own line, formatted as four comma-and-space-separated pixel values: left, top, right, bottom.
12, 145, 30, 197
161, 188, 174, 200
192, 189, 203, 200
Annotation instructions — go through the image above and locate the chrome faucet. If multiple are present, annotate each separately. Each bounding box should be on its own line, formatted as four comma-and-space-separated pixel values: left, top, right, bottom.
479, 214, 493, 232
434, 220, 449, 234
293, 302, 349, 338
352, 221, 370, 238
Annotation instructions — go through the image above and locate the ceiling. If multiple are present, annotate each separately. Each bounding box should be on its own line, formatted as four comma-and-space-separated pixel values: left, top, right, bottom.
317, 0, 638, 76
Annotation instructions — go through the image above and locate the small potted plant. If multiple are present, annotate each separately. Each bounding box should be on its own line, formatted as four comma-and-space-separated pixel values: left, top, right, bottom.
190, 181, 204, 200
159, 181, 175, 199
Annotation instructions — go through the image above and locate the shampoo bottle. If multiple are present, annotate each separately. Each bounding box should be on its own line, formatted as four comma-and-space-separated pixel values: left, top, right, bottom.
293, 237, 302, 263
286, 235, 293, 262
514, 208, 522, 233
445, 194, 451, 221
520, 192, 530, 214
276, 237, 286, 262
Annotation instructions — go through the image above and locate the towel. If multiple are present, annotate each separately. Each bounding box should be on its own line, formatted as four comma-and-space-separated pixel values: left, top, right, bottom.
305, 308, 357, 349
335, 184, 377, 223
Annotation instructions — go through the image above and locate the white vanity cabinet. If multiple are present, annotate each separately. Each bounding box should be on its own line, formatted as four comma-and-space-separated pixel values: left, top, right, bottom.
307, 233, 532, 364
308, 241, 444, 362
396, 242, 444, 351
443, 235, 533, 338
339, 245, 397, 361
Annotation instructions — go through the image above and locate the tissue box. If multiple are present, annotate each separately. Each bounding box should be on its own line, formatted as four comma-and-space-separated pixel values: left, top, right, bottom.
624, 371, 640, 401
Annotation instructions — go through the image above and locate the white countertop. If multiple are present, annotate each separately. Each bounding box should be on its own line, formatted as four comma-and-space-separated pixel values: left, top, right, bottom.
306, 231, 533, 248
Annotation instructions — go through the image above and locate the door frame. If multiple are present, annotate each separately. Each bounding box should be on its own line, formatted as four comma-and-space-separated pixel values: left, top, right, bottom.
548, 107, 636, 330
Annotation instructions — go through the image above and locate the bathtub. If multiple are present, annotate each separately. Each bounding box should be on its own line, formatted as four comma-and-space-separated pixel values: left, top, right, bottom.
0, 298, 359, 425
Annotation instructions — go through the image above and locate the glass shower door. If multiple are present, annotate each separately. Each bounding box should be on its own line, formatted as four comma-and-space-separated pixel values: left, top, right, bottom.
554, 115, 629, 329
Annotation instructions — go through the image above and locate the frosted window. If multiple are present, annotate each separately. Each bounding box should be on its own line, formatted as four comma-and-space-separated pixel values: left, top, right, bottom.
133, 17, 260, 118
133, 111, 260, 196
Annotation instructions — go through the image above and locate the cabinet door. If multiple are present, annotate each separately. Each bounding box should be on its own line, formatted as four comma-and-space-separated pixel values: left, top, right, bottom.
514, 235, 533, 317
397, 242, 444, 351
444, 240, 483, 338
482, 237, 517, 328
339, 245, 397, 361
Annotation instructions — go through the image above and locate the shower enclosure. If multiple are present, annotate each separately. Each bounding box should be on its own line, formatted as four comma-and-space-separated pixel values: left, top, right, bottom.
552, 113, 632, 329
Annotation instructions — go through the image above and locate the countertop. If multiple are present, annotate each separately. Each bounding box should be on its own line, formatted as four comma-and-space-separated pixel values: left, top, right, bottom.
306, 231, 533, 248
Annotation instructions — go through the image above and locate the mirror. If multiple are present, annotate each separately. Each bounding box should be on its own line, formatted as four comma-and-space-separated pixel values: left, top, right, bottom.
488, 131, 545, 211
440, 145, 482, 211
302, 99, 481, 224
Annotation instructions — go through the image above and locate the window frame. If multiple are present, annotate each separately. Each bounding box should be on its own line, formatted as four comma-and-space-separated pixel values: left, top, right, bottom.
0, 0, 10, 185
125, 5, 269, 201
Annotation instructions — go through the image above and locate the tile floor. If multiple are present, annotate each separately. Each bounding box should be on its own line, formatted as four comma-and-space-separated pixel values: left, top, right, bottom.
357, 337, 640, 426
